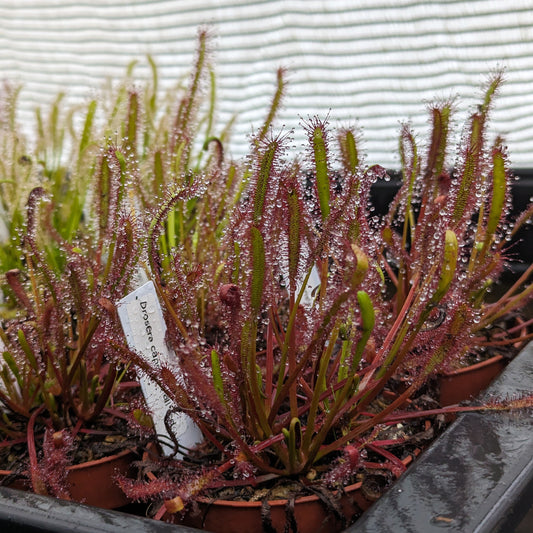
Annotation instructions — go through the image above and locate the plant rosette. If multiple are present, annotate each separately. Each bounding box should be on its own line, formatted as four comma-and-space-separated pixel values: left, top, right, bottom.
133, 423, 428, 533
0, 186, 145, 507
133, 384, 442, 532
0, 29, 218, 512
111, 68, 533, 533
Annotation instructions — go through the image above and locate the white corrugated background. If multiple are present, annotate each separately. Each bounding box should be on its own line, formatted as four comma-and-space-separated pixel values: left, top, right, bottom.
1, 0, 533, 167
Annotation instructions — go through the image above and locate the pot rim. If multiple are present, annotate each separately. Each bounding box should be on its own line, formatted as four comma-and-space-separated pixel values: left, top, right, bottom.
66, 447, 135, 471
440, 353, 505, 378
0, 447, 135, 477
196, 480, 364, 509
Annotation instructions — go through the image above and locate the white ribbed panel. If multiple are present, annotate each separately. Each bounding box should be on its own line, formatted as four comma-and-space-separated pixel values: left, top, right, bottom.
2, 0, 533, 167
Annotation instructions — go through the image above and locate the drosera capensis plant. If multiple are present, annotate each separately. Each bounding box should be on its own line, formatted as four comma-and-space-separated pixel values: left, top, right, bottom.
0, 167, 142, 498
0, 29, 234, 500
379, 72, 533, 380
113, 70, 533, 526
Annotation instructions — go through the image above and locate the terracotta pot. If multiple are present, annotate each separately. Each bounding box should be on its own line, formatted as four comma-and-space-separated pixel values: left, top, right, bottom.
65, 448, 136, 508
0, 448, 136, 509
437, 354, 507, 406
149, 424, 420, 533
171, 481, 369, 533
166, 453, 418, 533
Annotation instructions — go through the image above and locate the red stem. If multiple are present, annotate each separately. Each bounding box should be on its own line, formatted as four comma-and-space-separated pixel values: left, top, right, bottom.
27, 406, 47, 495
265, 320, 274, 409
474, 331, 533, 347
366, 443, 407, 474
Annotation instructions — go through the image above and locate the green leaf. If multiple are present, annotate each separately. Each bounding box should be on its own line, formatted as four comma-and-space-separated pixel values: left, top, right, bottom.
210, 349, 226, 405
341, 129, 359, 174
485, 147, 507, 244
312, 125, 330, 220
250, 226, 265, 315
431, 230, 458, 304
2, 351, 23, 390
352, 291, 375, 371
133, 408, 154, 428
283, 417, 302, 473
253, 140, 278, 225
17, 329, 38, 372
79, 100, 97, 156
350, 244, 369, 288
357, 290, 375, 333
126, 91, 139, 152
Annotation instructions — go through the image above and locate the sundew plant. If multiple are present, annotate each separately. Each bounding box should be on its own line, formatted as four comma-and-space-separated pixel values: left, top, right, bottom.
0, 29, 229, 499
116, 69, 533, 519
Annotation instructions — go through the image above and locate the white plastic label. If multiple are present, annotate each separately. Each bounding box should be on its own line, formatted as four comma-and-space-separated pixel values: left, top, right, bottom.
299, 264, 321, 307
117, 280, 203, 456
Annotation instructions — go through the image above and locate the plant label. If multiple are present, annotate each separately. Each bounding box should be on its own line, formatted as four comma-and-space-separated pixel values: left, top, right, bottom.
280, 264, 321, 307
300, 264, 321, 307
117, 280, 203, 457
